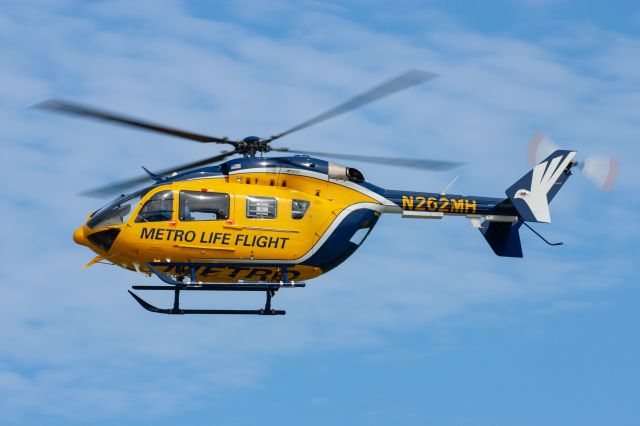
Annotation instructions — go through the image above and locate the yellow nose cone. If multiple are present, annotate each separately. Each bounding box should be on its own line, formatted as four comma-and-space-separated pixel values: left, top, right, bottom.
73, 226, 87, 246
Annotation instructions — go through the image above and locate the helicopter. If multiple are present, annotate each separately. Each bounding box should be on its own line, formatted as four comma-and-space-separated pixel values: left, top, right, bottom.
35, 70, 618, 316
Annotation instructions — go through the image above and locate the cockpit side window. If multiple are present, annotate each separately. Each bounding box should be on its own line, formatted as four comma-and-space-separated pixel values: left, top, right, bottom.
87, 190, 147, 229
179, 191, 229, 221
135, 190, 174, 223
291, 199, 310, 219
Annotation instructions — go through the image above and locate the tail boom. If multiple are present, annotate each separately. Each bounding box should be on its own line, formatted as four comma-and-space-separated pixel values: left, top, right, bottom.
369, 149, 576, 258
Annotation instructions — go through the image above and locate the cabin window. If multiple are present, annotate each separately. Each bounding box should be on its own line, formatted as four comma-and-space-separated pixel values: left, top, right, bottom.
179, 191, 229, 221
135, 190, 174, 223
246, 196, 277, 219
291, 199, 310, 220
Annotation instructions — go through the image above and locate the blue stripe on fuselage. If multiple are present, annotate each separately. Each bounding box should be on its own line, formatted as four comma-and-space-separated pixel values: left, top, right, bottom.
302, 208, 379, 273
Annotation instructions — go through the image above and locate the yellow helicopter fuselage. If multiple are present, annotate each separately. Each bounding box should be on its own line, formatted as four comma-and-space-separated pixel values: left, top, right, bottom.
74, 154, 533, 286
74, 157, 387, 283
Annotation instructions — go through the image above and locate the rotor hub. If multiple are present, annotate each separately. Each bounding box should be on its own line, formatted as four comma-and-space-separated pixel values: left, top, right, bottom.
237, 136, 271, 157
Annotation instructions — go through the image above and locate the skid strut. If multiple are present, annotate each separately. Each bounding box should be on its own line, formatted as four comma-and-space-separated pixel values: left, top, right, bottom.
128, 263, 305, 315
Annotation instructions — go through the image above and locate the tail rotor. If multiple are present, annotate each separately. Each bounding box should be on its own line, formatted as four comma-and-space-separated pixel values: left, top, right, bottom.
526, 132, 619, 191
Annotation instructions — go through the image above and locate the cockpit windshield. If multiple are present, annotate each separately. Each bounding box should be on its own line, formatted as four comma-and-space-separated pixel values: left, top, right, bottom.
87, 189, 148, 229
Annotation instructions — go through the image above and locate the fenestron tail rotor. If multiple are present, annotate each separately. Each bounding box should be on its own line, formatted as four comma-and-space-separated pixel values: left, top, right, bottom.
526, 131, 619, 191
35, 69, 464, 197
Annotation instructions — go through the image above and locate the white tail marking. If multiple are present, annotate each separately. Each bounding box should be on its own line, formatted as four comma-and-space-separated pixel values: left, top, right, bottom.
514, 152, 575, 223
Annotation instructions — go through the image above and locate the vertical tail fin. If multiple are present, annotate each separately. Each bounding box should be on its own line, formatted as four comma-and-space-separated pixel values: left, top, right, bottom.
506, 150, 576, 223
480, 149, 576, 258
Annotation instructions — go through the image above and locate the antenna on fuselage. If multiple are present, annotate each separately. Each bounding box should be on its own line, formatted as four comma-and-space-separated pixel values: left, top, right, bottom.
141, 166, 164, 182
441, 176, 459, 195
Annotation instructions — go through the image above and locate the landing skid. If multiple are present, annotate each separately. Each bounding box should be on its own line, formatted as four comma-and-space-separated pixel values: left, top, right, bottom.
128, 262, 305, 315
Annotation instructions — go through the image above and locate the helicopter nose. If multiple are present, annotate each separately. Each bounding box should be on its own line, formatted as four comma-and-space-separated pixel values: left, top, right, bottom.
73, 226, 88, 246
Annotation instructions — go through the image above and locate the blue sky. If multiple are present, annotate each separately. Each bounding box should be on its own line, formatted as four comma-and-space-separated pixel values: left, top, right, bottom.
1, 1, 639, 425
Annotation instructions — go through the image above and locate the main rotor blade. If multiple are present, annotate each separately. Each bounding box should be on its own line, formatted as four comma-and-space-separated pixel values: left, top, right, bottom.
34, 99, 236, 146
267, 69, 439, 142
81, 150, 238, 198
272, 148, 464, 171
